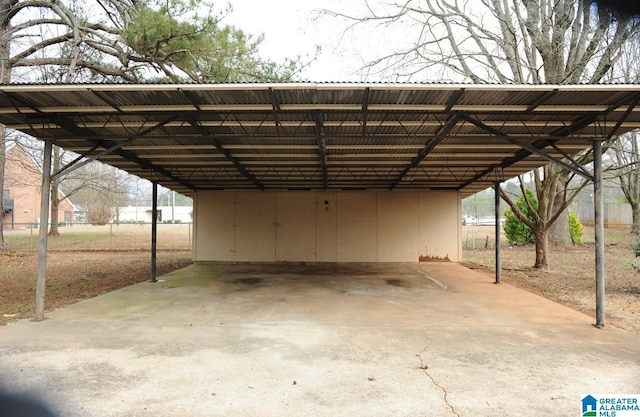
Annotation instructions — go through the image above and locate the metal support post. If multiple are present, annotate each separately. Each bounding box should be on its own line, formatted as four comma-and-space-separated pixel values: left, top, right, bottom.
494, 181, 501, 284
593, 140, 605, 328
150, 181, 158, 282
35, 141, 52, 321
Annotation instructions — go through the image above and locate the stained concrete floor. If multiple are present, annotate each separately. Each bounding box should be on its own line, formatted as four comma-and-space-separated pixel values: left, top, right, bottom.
0, 262, 638, 417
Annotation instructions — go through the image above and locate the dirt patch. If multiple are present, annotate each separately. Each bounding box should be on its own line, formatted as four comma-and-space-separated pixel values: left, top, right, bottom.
2, 225, 638, 334
0, 250, 193, 325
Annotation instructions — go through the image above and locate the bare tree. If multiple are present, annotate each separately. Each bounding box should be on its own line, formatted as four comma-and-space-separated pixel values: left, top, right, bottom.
325, 0, 640, 268
0, 0, 303, 248
610, 132, 640, 233
16, 136, 111, 230
607, 30, 640, 234
68, 162, 130, 225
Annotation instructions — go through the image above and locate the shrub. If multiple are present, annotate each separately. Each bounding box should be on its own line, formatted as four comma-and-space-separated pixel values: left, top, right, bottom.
503, 189, 537, 245
568, 211, 584, 244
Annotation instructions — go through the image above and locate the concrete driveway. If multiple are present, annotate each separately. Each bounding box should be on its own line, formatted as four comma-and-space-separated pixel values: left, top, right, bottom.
0, 262, 638, 417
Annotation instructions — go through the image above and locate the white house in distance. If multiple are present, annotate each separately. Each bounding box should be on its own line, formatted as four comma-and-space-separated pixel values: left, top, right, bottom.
116, 205, 193, 223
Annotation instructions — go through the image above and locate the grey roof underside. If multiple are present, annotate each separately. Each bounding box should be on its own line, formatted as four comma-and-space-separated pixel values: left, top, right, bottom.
0, 83, 638, 197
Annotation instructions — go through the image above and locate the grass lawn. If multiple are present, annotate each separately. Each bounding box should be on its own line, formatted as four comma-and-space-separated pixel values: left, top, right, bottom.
0, 224, 193, 325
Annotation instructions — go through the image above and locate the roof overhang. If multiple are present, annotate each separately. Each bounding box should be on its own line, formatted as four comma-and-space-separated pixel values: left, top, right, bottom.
0, 82, 638, 197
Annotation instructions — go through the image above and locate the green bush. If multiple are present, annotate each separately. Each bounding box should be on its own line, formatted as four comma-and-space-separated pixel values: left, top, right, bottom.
503, 189, 537, 245
568, 211, 584, 244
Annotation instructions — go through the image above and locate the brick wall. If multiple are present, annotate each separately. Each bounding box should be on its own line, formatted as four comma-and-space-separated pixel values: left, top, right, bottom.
2, 144, 75, 229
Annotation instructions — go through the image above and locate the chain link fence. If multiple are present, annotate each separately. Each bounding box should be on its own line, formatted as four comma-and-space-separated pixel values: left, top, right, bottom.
462, 225, 501, 250
2, 223, 192, 252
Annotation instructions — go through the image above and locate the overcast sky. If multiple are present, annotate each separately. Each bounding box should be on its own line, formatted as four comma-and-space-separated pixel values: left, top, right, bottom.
224, 0, 376, 81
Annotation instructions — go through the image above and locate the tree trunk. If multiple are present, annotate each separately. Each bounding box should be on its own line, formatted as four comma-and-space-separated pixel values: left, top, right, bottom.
547, 168, 572, 246
48, 146, 61, 236
49, 177, 60, 236
632, 203, 640, 235
534, 227, 549, 269
549, 206, 571, 245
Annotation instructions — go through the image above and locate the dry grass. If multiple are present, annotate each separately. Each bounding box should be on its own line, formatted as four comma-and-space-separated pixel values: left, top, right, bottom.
463, 225, 640, 333
3, 223, 192, 251
2, 224, 638, 332
0, 225, 193, 325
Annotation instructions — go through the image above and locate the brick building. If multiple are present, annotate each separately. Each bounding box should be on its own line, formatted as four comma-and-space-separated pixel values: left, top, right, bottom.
2, 143, 75, 229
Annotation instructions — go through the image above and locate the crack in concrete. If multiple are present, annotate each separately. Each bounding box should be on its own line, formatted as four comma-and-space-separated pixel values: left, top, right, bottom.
417, 330, 460, 417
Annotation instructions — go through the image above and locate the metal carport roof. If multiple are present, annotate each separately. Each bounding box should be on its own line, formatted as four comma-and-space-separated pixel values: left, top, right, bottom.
0, 82, 639, 196
2, 82, 638, 327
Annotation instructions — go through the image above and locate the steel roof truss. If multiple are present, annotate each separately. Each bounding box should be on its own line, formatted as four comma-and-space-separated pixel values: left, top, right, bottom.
605, 93, 640, 140
89, 88, 124, 112
507, 137, 593, 180
0, 91, 58, 140
551, 91, 637, 138
269, 87, 282, 137
186, 116, 264, 190
54, 113, 178, 179
460, 114, 594, 181
361, 87, 369, 137
445, 88, 466, 112
525, 89, 559, 112
390, 114, 461, 190
314, 113, 329, 189
253, 112, 277, 136
178, 88, 203, 111
53, 114, 189, 186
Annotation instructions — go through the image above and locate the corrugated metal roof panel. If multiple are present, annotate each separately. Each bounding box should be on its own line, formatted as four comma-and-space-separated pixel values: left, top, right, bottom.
0, 82, 638, 196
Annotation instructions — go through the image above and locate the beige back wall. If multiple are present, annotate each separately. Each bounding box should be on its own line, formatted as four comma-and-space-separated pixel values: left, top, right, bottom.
194, 191, 461, 263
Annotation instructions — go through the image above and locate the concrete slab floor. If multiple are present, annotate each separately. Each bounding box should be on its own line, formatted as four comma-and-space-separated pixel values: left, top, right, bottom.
0, 263, 638, 417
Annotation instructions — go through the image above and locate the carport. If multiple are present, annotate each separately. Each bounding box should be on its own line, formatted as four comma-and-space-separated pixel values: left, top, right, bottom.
0, 82, 638, 326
